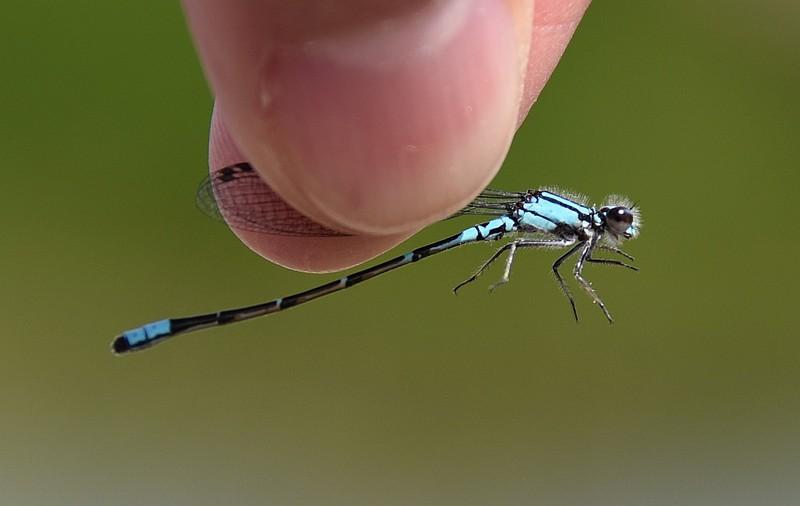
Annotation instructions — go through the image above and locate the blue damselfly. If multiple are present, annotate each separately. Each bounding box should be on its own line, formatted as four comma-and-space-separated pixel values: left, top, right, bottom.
113, 163, 642, 354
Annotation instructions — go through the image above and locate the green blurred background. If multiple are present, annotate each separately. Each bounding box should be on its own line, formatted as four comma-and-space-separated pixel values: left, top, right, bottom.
2, 1, 799, 504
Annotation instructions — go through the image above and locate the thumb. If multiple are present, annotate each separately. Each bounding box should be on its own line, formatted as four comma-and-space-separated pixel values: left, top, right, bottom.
184, 0, 524, 236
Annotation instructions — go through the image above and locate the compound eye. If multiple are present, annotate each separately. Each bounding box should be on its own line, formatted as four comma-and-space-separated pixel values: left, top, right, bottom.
606, 207, 634, 235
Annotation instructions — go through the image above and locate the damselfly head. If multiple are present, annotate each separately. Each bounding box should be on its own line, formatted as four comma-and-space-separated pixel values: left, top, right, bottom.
600, 195, 642, 241
604, 206, 636, 237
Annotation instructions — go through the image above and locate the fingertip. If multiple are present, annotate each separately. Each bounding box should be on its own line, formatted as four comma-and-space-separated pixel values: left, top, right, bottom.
187, 0, 522, 235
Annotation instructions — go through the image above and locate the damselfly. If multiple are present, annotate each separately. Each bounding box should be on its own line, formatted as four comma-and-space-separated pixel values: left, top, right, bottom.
112, 163, 642, 354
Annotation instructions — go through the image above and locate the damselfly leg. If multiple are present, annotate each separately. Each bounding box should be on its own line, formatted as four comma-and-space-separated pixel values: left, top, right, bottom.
587, 253, 639, 271
453, 238, 577, 294
598, 245, 636, 262
452, 241, 514, 294
552, 242, 583, 321
574, 238, 614, 323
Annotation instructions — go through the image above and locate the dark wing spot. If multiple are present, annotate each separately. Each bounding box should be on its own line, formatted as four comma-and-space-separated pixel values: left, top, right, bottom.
218, 167, 237, 182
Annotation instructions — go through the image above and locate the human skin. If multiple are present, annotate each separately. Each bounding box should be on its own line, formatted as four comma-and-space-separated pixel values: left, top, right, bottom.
182, 0, 592, 272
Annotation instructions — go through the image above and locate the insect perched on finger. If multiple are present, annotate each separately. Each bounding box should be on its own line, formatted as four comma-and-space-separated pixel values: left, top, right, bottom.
113, 162, 642, 354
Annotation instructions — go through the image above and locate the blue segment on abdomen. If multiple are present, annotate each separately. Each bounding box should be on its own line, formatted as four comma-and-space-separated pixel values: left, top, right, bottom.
428, 216, 516, 254
458, 216, 515, 243
122, 319, 171, 346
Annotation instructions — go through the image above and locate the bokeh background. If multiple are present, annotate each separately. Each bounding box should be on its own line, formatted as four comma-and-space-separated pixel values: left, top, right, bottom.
2, 1, 799, 504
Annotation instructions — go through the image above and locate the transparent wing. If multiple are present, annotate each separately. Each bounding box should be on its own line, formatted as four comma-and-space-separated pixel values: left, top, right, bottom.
449, 188, 526, 218
197, 164, 525, 234
196, 163, 346, 236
